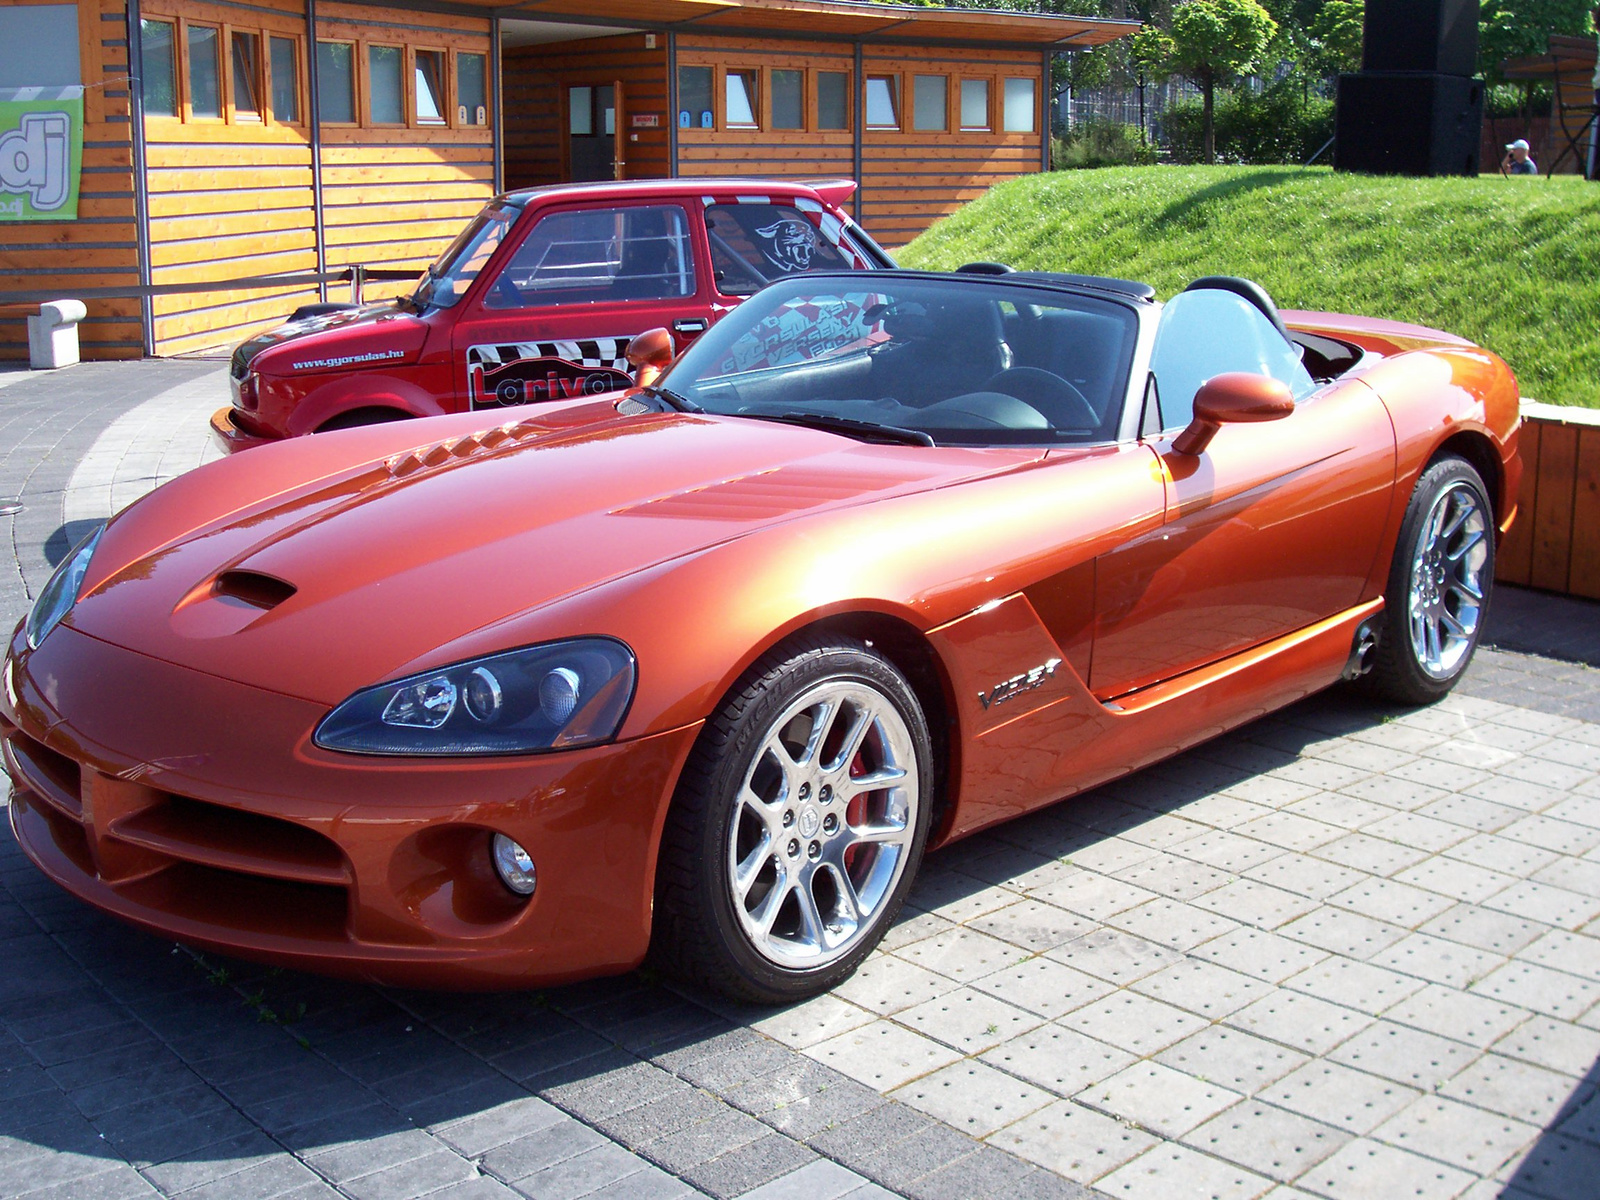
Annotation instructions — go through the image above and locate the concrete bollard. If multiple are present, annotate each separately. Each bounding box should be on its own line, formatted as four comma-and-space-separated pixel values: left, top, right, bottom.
27, 299, 87, 369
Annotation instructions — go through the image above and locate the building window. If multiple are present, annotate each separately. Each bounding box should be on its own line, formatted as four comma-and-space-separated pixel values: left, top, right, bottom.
231, 32, 261, 120
865, 75, 898, 129
269, 36, 299, 123
817, 70, 849, 131
457, 51, 486, 125
678, 65, 713, 129
960, 78, 989, 130
726, 68, 758, 128
772, 69, 802, 130
1004, 76, 1036, 133
140, 19, 177, 117
415, 49, 446, 125
317, 41, 355, 124
187, 25, 222, 118
569, 85, 593, 136
913, 74, 946, 132
368, 44, 404, 124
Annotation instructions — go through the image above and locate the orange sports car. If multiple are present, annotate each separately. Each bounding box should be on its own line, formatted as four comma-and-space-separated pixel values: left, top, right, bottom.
2, 270, 1520, 1002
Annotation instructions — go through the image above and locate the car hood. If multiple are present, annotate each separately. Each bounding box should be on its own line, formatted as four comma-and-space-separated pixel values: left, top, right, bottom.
233, 302, 428, 378
64, 409, 1038, 706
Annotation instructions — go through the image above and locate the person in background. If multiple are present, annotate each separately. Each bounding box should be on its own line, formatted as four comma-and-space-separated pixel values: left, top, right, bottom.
1503, 138, 1538, 176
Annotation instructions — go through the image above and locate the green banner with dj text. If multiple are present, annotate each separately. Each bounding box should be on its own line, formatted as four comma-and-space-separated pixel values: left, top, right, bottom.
0, 87, 84, 221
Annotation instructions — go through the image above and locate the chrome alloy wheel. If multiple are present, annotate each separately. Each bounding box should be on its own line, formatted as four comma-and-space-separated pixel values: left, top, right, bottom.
726, 679, 919, 970
1407, 479, 1489, 679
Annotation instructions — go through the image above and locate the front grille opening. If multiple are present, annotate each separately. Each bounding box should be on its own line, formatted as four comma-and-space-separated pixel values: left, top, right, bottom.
113, 795, 347, 885
8, 732, 83, 821
123, 860, 350, 944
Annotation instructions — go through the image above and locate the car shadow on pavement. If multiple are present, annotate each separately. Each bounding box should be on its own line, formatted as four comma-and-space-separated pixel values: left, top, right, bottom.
42, 520, 105, 569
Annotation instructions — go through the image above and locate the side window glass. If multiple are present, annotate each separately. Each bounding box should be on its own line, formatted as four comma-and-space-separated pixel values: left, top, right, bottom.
704, 204, 851, 296
1148, 289, 1316, 430
489, 206, 697, 309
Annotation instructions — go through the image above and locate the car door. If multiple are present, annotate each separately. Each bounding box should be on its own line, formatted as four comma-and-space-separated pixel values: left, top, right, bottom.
449, 199, 717, 411
1090, 288, 1397, 700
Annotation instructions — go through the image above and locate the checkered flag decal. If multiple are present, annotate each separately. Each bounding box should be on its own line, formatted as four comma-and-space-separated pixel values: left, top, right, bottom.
469, 337, 634, 372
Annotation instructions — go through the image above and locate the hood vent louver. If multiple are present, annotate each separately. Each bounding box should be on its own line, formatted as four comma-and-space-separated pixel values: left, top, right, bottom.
213, 570, 296, 611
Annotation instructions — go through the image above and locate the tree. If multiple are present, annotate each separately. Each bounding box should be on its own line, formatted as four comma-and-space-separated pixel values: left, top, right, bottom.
1478, 1, 1592, 83
1307, 0, 1363, 77
1151, 0, 1278, 162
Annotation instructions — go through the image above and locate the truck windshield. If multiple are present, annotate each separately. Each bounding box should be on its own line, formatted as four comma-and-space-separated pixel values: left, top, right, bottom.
414, 199, 524, 310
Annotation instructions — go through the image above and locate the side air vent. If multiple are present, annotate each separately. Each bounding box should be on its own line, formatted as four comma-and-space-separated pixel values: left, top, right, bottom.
213, 570, 296, 611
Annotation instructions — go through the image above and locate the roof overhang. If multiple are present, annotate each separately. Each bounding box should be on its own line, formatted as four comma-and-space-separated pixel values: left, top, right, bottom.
479, 1, 1138, 49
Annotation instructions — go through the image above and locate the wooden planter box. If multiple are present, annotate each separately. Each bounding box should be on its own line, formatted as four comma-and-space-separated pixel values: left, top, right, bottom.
1498, 402, 1600, 599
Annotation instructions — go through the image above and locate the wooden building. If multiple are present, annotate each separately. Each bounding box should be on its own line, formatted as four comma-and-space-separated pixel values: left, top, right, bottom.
0, 0, 1135, 360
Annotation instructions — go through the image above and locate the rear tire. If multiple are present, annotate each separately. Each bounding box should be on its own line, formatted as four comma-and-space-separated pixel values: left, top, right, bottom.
1363, 455, 1494, 705
652, 635, 932, 1003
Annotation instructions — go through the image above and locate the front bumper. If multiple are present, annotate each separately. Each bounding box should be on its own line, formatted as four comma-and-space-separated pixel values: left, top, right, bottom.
209, 406, 278, 455
2, 623, 701, 989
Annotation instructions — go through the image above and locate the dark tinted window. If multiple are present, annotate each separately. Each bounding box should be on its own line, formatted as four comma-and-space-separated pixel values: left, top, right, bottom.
488, 205, 696, 308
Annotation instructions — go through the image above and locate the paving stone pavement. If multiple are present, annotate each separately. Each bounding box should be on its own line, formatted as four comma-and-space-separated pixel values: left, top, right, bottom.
2, 362, 1600, 1200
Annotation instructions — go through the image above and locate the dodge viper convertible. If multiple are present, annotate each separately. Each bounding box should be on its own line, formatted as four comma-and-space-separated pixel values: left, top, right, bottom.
2, 269, 1520, 1002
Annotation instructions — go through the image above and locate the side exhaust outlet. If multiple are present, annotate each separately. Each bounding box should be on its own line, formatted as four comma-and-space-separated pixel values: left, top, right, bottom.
1342, 619, 1381, 681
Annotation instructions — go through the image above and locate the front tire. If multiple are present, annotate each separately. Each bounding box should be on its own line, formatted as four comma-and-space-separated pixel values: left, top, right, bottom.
653, 635, 933, 1003
1364, 455, 1494, 705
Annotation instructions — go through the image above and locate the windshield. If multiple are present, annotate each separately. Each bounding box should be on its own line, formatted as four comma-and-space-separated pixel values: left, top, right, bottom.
413, 199, 524, 309
662, 276, 1140, 445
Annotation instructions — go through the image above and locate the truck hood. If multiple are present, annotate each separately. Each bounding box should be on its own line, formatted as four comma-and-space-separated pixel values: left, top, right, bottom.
233, 302, 430, 379
63, 409, 1037, 705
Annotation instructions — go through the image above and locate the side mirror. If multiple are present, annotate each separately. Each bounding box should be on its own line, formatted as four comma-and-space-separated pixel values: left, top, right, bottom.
626, 327, 676, 389
1171, 372, 1294, 456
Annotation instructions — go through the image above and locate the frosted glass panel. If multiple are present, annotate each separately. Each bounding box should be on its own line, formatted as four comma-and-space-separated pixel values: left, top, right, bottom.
1003, 76, 1035, 132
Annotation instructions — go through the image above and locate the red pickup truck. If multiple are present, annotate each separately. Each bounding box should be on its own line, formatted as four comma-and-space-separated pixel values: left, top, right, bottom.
211, 178, 893, 453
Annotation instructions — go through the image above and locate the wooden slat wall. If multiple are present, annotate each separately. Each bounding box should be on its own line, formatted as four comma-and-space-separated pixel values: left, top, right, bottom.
501, 34, 668, 190
671, 36, 1044, 248
675, 38, 854, 187
143, 0, 316, 355
1495, 406, 1600, 601
315, 3, 493, 311
860, 44, 1041, 247
141, 0, 494, 356
0, 0, 142, 360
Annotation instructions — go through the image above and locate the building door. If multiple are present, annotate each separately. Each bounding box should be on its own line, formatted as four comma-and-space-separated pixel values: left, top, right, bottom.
568, 82, 623, 180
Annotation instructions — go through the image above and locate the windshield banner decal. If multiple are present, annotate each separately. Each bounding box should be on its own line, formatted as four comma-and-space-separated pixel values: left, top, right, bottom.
0, 87, 83, 221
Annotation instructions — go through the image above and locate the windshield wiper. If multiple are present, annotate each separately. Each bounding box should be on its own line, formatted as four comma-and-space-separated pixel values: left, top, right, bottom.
746, 412, 934, 447
641, 384, 703, 413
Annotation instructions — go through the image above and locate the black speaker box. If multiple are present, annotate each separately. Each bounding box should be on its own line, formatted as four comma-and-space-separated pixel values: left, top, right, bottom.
1363, 0, 1480, 78
1334, 73, 1484, 176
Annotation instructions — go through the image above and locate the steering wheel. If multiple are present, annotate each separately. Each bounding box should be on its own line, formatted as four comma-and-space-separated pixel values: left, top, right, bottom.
982, 368, 1097, 429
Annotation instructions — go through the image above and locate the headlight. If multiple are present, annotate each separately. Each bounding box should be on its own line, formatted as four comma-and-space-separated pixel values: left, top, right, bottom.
26, 526, 103, 650
314, 638, 635, 756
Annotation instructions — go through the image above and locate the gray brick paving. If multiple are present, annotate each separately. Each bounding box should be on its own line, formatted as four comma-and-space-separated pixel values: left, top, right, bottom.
4, 363, 1600, 1200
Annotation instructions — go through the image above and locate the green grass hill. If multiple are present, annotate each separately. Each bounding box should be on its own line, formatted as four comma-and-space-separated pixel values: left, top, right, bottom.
897, 166, 1600, 409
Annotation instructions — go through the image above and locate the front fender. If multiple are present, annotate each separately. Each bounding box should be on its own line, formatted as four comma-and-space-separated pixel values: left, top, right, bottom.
286, 373, 449, 436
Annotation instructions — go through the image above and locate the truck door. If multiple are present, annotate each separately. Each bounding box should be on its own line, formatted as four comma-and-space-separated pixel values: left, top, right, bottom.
450, 200, 716, 411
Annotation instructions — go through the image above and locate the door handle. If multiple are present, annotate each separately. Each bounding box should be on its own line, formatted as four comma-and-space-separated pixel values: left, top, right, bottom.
672, 319, 708, 335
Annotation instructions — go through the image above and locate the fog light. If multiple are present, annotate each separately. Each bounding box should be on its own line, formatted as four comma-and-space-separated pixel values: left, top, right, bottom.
491, 833, 537, 896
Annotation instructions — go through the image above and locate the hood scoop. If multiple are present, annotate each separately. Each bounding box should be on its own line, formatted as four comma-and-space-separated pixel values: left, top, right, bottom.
171, 570, 297, 639
214, 570, 297, 611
